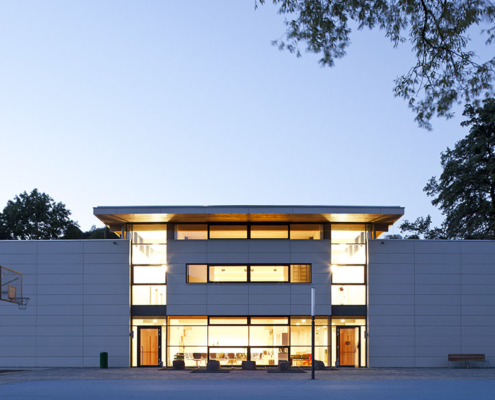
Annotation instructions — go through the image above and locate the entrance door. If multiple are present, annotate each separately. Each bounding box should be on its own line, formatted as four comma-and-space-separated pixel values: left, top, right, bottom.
138, 327, 161, 367
336, 327, 360, 367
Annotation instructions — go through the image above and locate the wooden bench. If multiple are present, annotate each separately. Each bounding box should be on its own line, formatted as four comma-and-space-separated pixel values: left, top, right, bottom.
448, 354, 489, 368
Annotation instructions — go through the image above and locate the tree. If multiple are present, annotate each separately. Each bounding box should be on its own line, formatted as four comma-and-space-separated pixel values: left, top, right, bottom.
80, 225, 118, 240
257, 0, 495, 129
400, 98, 495, 239
0, 189, 81, 240
399, 215, 448, 239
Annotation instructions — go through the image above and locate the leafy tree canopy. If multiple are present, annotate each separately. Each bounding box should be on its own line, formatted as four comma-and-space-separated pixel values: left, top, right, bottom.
257, 0, 495, 129
0, 189, 81, 240
400, 97, 495, 239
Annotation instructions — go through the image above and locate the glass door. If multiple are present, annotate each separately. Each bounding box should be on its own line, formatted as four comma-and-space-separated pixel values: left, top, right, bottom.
138, 327, 161, 367
336, 326, 360, 367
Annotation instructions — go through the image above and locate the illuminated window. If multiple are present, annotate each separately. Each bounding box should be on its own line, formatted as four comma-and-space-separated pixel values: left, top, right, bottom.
331, 265, 365, 284
132, 285, 166, 305
290, 317, 328, 326
133, 265, 166, 284
132, 244, 167, 265
249, 326, 289, 346
176, 224, 207, 240
209, 225, 248, 239
250, 266, 289, 282
290, 264, 311, 283
331, 224, 368, 244
331, 285, 366, 305
331, 244, 366, 264
168, 326, 207, 346
208, 326, 249, 346
209, 317, 248, 325
187, 265, 207, 283
130, 224, 167, 244
251, 317, 288, 325
250, 225, 289, 239
168, 316, 207, 325
209, 266, 247, 282
290, 224, 322, 240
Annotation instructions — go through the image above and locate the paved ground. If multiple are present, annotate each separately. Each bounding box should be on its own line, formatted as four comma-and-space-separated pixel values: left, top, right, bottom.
1, 368, 494, 400
1, 379, 495, 400
1, 367, 495, 384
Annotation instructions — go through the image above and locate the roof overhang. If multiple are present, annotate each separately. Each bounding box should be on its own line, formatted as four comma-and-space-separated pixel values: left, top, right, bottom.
93, 205, 404, 226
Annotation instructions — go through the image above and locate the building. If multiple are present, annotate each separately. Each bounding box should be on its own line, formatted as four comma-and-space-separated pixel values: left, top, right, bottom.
0, 205, 494, 368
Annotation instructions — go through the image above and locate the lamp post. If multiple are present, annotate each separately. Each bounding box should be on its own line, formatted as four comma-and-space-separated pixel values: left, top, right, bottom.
311, 287, 315, 380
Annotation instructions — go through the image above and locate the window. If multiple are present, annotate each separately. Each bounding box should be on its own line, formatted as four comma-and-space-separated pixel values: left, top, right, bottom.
176, 224, 207, 240
209, 317, 248, 325
174, 224, 324, 240
168, 316, 207, 325
187, 265, 207, 283
250, 266, 289, 282
290, 264, 311, 283
132, 285, 167, 305
187, 264, 312, 283
250, 225, 288, 239
331, 265, 365, 284
209, 266, 247, 282
249, 326, 289, 346
132, 244, 167, 265
331, 244, 366, 264
290, 224, 322, 240
331, 224, 368, 244
168, 326, 207, 346
209, 225, 248, 239
130, 224, 167, 244
208, 326, 249, 346
133, 265, 166, 284
331, 285, 366, 305
251, 317, 288, 325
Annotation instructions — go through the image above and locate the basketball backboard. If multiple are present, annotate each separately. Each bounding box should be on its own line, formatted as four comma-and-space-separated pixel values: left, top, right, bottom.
0, 265, 29, 309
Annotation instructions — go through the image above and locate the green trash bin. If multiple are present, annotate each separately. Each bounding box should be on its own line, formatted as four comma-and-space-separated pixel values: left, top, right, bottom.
100, 352, 108, 369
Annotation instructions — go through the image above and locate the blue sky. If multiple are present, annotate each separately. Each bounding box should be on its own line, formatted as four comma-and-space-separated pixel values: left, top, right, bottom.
0, 1, 489, 232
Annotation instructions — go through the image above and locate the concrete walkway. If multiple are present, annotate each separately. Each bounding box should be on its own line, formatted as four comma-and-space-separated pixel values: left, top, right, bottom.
1, 379, 495, 400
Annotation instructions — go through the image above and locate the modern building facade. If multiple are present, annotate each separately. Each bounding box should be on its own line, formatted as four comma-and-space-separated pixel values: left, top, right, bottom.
0, 205, 494, 368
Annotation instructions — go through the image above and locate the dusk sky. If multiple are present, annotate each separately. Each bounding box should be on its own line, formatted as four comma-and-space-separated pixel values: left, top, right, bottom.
1, 1, 490, 232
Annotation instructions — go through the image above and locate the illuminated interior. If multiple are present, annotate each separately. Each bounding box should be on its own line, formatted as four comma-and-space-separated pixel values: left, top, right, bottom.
129, 224, 167, 306
187, 264, 311, 283
165, 316, 329, 367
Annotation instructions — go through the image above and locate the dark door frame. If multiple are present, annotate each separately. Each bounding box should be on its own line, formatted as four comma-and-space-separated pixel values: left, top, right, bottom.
137, 326, 161, 367
336, 326, 361, 368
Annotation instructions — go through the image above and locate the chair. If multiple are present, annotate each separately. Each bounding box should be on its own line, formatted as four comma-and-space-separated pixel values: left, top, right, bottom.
302, 354, 312, 366
227, 353, 236, 365
193, 352, 203, 366
209, 353, 217, 360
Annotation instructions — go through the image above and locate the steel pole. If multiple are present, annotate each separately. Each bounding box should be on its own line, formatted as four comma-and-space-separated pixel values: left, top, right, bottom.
311, 287, 315, 380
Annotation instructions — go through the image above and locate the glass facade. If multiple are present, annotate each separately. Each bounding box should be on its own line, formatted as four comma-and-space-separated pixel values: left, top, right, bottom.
129, 224, 167, 306
331, 224, 369, 307
128, 221, 373, 368
165, 316, 329, 367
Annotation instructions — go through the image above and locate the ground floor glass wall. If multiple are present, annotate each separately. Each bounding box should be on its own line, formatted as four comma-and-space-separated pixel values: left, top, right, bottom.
166, 316, 330, 367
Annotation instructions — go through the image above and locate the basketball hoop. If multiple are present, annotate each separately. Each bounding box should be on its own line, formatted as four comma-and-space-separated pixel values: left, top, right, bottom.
14, 297, 30, 310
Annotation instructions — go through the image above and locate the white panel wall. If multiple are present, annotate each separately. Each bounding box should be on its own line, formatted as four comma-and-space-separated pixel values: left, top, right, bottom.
368, 239, 495, 367
167, 239, 331, 316
0, 240, 130, 367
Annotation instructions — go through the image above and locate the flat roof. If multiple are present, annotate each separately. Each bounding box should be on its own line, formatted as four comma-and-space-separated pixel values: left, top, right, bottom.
93, 205, 404, 226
